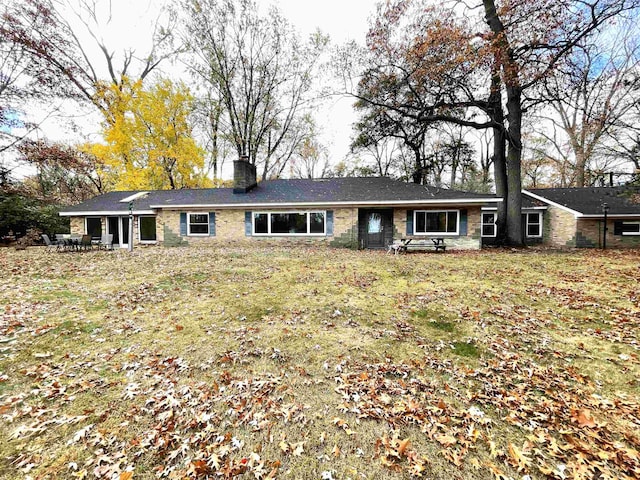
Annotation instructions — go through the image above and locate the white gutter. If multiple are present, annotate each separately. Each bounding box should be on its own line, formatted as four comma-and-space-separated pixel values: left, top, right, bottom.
521, 190, 583, 217
59, 210, 155, 217
481, 206, 547, 211
148, 198, 501, 209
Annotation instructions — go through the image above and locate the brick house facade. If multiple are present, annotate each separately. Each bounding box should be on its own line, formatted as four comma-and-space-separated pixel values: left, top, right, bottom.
62, 161, 639, 250
523, 187, 640, 248
62, 159, 497, 251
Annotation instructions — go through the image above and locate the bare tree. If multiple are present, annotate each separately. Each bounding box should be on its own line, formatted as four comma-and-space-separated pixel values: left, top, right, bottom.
2, 0, 178, 125
289, 139, 331, 179
0, 3, 72, 152
182, 0, 328, 180
536, 19, 640, 186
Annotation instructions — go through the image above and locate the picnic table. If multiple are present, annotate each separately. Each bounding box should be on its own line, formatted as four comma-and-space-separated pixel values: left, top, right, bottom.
387, 237, 446, 255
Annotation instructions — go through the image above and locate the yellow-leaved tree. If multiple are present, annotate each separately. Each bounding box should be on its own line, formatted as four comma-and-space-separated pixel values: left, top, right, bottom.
84, 78, 210, 190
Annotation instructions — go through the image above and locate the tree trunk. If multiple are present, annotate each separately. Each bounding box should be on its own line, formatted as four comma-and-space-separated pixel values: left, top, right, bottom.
493, 125, 508, 245
484, 0, 524, 246
505, 86, 523, 245
488, 56, 508, 245
411, 145, 424, 184
575, 148, 587, 187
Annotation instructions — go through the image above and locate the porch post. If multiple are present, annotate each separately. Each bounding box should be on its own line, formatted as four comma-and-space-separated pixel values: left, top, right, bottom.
128, 201, 134, 253
602, 203, 609, 250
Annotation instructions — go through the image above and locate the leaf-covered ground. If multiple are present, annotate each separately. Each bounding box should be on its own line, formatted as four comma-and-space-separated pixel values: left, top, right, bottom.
1, 245, 639, 480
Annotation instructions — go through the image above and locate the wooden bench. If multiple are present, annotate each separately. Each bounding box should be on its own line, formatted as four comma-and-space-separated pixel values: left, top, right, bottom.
387, 238, 446, 255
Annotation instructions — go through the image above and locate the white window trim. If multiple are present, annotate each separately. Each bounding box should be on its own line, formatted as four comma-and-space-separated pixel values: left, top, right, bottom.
187, 212, 209, 236
481, 212, 497, 238
621, 221, 640, 236
138, 215, 157, 243
252, 211, 327, 236
414, 210, 460, 236
85, 217, 102, 239
526, 212, 543, 238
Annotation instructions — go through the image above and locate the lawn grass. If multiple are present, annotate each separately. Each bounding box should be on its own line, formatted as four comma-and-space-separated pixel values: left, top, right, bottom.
0, 245, 639, 479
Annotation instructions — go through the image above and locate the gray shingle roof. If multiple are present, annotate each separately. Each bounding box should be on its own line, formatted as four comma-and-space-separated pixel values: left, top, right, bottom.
525, 186, 640, 215
60, 177, 499, 214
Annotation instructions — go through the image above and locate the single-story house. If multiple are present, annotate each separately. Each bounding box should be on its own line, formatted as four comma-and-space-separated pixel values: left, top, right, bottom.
59, 158, 640, 250
521, 186, 640, 248
59, 158, 499, 250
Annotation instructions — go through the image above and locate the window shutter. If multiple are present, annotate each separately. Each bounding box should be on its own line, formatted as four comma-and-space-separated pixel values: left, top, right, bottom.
209, 212, 216, 236
406, 210, 414, 235
326, 210, 334, 236
459, 209, 468, 236
179, 212, 187, 236
245, 211, 252, 236
613, 221, 623, 235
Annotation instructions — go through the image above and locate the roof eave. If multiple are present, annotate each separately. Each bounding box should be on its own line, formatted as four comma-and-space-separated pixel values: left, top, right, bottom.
148, 198, 501, 209
580, 213, 640, 218
522, 189, 583, 217
59, 210, 155, 217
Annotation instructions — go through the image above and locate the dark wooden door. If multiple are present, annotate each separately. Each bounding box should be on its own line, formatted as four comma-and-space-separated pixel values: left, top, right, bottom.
366, 212, 385, 248
359, 209, 394, 249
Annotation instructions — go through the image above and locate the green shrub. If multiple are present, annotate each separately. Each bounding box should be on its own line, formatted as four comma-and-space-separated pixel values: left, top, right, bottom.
0, 194, 69, 240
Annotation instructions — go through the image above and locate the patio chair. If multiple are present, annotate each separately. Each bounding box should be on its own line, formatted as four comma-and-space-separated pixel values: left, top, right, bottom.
41, 234, 59, 252
55, 234, 70, 251
80, 234, 92, 251
99, 233, 114, 250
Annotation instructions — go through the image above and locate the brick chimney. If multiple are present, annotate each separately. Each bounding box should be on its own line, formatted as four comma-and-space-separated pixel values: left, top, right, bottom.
233, 155, 257, 194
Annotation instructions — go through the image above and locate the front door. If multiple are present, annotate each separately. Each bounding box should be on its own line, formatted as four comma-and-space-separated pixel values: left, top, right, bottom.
367, 212, 385, 248
359, 209, 393, 249
107, 216, 129, 248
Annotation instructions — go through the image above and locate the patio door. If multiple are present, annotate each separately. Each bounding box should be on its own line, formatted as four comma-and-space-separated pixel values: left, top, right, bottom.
107, 216, 130, 248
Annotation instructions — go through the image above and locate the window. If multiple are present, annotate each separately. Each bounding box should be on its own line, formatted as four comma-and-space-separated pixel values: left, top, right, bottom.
481, 213, 496, 237
86, 217, 102, 240
621, 221, 640, 235
252, 211, 326, 235
414, 210, 458, 235
188, 213, 209, 235
139, 216, 157, 242
526, 212, 542, 238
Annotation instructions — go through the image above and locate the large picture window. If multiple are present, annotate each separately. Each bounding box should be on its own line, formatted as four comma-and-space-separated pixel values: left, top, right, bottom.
139, 216, 157, 242
253, 211, 326, 235
481, 213, 496, 238
414, 210, 459, 235
85, 217, 102, 240
525, 212, 542, 238
621, 221, 640, 235
188, 213, 209, 235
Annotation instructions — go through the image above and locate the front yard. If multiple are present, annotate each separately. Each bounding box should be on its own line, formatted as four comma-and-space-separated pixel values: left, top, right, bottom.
0, 245, 639, 479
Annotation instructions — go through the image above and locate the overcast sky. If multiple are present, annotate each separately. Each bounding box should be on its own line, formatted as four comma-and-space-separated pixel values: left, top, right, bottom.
25, 0, 378, 179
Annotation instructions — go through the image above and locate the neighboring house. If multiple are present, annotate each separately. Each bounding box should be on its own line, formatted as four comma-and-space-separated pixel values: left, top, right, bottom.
522, 186, 640, 248
59, 158, 499, 250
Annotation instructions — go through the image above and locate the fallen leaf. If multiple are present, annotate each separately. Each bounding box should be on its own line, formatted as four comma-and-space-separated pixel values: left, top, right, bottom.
332, 444, 341, 457
397, 438, 410, 456
574, 409, 596, 428
291, 441, 305, 456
